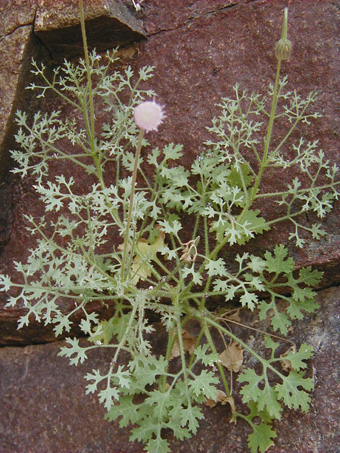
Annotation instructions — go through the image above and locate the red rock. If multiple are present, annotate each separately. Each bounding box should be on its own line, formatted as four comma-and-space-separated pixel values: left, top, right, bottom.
0, 286, 339, 452
35, 0, 146, 59
0, 1, 339, 345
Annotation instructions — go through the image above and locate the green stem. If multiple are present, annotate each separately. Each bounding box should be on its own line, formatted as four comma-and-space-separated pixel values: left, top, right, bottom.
197, 57, 284, 265
112, 304, 139, 363
121, 129, 145, 280
202, 320, 231, 397
250, 58, 282, 205
79, 0, 122, 230
203, 316, 287, 381
174, 305, 193, 408
79, 0, 96, 152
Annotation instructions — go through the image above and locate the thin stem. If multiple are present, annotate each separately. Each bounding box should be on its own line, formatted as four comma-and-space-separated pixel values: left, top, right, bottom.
79, 0, 96, 151
204, 316, 287, 381
160, 324, 177, 391
252, 58, 282, 201
121, 129, 145, 280
202, 320, 231, 397
174, 305, 193, 409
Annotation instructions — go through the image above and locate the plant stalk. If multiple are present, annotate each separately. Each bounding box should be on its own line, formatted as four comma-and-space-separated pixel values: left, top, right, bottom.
79, 0, 96, 151
121, 129, 145, 280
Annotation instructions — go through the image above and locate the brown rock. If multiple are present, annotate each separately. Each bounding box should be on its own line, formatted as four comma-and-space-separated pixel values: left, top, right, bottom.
0, 0, 39, 179
0, 1, 339, 346
0, 0, 145, 176
134, 0, 340, 279
35, 0, 146, 59
0, 0, 36, 37
0, 286, 339, 452
0, 29, 28, 177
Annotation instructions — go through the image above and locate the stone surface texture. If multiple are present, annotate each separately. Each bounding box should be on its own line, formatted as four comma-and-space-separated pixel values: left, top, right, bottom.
0, 0, 340, 451
35, 0, 146, 59
1, 0, 339, 342
0, 0, 38, 179
1, 286, 339, 452
0, 0, 144, 178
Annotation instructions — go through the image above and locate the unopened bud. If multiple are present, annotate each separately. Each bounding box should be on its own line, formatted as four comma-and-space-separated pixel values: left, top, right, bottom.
275, 8, 292, 61
275, 38, 292, 61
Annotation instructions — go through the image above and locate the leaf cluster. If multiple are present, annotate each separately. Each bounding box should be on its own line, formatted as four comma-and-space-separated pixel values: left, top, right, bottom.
0, 44, 338, 453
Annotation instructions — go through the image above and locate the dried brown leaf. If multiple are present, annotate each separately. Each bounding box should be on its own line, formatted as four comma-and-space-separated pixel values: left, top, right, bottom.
225, 309, 241, 323
219, 342, 244, 372
180, 237, 199, 262
169, 329, 196, 360
206, 391, 236, 415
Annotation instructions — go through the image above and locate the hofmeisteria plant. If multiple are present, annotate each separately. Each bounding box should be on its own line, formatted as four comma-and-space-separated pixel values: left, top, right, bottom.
1, 5, 339, 452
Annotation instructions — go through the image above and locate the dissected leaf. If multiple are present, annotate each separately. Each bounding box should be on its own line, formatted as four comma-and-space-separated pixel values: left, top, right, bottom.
205, 257, 227, 277
194, 343, 220, 367
275, 372, 314, 412
228, 163, 254, 189
222, 209, 270, 245
146, 437, 171, 453
243, 402, 277, 453
179, 405, 204, 433
239, 335, 315, 425
89, 312, 135, 345
238, 368, 282, 420
130, 354, 168, 390
105, 395, 138, 427
280, 343, 314, 371
189, 370, 220, 400
264, 244, 295, 274
247, 419, 277, 453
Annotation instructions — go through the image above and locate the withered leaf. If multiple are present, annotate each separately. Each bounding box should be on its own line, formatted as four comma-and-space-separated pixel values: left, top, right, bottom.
219, 342, 244, 372
206, 390, 236, 415
169, 329, 196, 360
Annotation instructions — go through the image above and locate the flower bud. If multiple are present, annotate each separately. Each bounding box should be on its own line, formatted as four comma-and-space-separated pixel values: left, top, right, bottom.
275, 7, 292, 61
275, 38, 292, 61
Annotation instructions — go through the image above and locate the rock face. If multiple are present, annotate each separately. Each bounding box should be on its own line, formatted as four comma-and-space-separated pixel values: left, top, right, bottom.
0, 0, 38, 180
1, 286, 339, 452
0, 0, 145, 176
35, 0, 146, 59
0, 0, 340, 451
1, 0, 339, 343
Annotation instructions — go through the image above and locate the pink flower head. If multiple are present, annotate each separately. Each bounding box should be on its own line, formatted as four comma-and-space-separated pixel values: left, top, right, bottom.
134, 100, 165, 133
